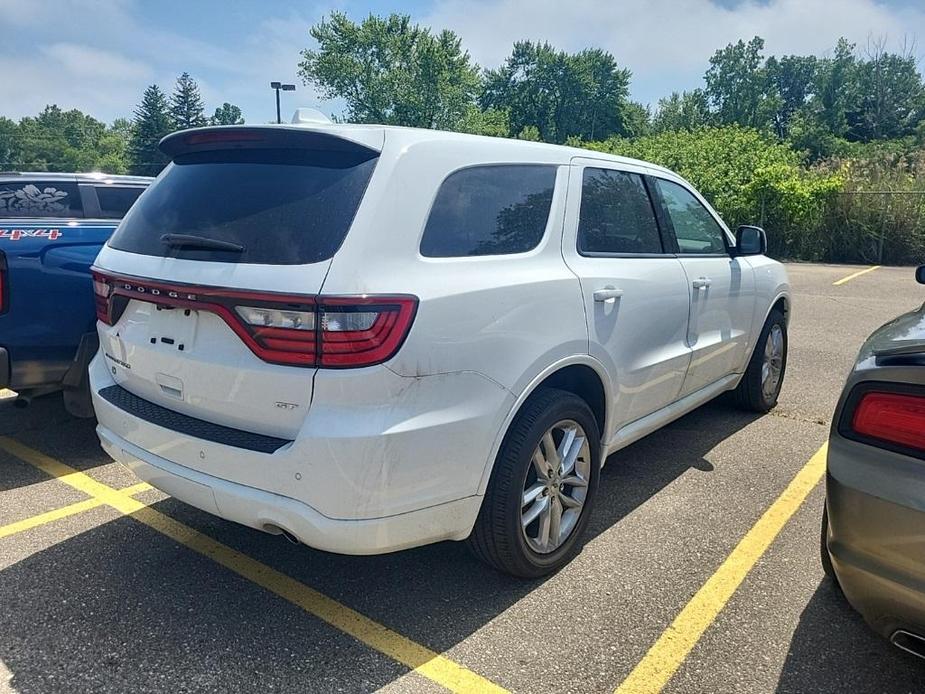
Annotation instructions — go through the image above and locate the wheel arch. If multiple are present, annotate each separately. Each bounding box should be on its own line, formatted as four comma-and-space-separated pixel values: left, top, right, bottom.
732, 290, 790, 388
476, 355, 611, 496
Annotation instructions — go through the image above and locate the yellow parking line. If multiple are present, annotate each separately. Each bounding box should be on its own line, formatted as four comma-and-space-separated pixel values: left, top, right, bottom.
120, 481, 155, 496
0, 481, 153, 539
0, 437, 507, 694
615, 443, 828, 694
833, 265, 880, 285
0, 497, 103, 539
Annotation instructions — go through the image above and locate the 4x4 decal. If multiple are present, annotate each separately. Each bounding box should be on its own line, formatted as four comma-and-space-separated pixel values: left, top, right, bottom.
0, 228, 62, 241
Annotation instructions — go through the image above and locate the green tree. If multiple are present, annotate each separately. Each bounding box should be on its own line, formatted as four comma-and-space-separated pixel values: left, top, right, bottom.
299, 12, 480, 129
765, 54, 817, 138
0, 117, 20, 169
481, 41, 632, 143
812, 38, 858, 140
849, 39, 925, 141
705, 36, 776, 129
452, 105, 509, 137
620, 101, 651, 138
210, 102, 244, 125
129, 85, 174, 176
170, 72, 207, 130
11, 106, 128, 172
653, 89, 710, 133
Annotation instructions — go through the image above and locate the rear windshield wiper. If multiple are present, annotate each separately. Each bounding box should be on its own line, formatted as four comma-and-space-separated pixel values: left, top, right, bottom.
160, 233, 245, 253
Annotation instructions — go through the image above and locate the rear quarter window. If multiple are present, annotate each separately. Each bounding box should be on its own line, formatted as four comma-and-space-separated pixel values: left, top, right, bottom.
108, 148, 377, 265
420, 164, 557, 257
95, 186, 145, 219
0, 181, 82, 218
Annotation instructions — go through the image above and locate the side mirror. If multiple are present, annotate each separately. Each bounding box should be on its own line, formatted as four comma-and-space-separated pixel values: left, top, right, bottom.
916, 266, 925, 284
735, 225, 767, 256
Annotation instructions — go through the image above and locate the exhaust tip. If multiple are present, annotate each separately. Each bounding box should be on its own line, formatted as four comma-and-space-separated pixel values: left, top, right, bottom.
891, 630, 925, 660
280, 529, 300, 545
263, 523, 300, 545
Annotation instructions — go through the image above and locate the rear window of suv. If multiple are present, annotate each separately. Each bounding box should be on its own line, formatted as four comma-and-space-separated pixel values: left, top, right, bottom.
108, 148, 377, 264
420, 164, 557, 257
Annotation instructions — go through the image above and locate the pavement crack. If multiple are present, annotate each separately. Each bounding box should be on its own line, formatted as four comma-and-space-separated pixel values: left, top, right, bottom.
769, 410, 830, 427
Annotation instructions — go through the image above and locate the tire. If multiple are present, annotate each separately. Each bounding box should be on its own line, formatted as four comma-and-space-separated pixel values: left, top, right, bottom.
467, 387, 601, 578
733, 308, 787, 413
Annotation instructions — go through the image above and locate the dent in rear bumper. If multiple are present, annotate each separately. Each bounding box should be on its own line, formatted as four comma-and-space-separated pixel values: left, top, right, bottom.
826, 472, 925, 638
98, 423, 482, 554
90, 350, 512, 521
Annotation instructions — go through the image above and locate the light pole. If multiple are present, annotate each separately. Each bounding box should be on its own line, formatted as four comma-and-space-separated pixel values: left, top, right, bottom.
270, 81, 296, 124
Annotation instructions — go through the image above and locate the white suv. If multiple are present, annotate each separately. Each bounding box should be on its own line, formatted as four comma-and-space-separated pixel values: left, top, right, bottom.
90, 120, 790, 577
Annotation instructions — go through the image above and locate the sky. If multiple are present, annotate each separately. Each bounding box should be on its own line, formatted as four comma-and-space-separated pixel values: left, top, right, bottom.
2, 0, 925, 125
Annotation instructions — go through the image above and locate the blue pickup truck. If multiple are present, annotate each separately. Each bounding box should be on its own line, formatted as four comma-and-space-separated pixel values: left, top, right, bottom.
0, 172, 151, 415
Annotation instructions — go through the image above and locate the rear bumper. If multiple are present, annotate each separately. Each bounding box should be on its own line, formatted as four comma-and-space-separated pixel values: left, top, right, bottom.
90, 349, 514, 554
97, 424, 482, 555
826, 471, 925, 639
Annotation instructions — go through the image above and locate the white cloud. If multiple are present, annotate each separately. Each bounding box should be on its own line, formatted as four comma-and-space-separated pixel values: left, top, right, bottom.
423, 0, 925, 105
0, 0, 338, 123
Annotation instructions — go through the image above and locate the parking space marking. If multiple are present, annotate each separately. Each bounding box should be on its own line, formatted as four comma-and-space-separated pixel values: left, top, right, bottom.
615, 443, 828, 694
832, 265, 880, 286
0, 497, 101, 539
0, 481, 151, 539
0, 437, 508, 694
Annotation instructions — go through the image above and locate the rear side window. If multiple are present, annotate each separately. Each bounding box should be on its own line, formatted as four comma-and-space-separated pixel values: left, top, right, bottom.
577, 168, 662, 255
95, 186, 145, 219
108, 148, 377, 265
420, 165, 556, 257
0, 181, 82, 218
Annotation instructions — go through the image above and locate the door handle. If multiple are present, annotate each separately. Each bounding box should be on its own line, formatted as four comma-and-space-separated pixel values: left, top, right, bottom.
692, 277, 712, 290
593, 287, 624, 303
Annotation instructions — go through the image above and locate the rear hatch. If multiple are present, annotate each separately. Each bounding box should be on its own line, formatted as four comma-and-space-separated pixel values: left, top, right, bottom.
92, 126, 382, 439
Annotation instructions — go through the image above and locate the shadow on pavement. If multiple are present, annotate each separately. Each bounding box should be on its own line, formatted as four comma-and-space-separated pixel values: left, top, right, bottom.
0, 397, 760, 691
776, 579, 925, 693
0, 394, 110, 492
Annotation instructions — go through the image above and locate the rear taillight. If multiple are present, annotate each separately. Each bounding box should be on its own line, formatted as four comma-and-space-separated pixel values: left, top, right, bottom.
92, 272, 112, 325
318, 297, 417, 367
90, 270, 417, 368
850, 390, 925, 453
0, 251, 7, 315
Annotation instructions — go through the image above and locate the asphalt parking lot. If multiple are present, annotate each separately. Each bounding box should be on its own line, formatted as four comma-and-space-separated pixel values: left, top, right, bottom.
2, 262, 924, 694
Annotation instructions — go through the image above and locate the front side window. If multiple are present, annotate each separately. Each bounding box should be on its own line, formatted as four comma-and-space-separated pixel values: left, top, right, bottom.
420, 165, 557, 257
0, 181, 82, 218
577, 168, 662, 254
655, 179, 727, 255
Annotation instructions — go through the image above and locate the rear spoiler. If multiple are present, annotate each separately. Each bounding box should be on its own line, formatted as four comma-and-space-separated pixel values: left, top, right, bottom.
159, 125, 384, 159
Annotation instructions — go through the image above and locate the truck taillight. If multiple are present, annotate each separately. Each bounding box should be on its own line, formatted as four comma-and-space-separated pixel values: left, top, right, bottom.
851, 390, 925, 453
0, 251, 7, 315
90, 270, 417, 368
